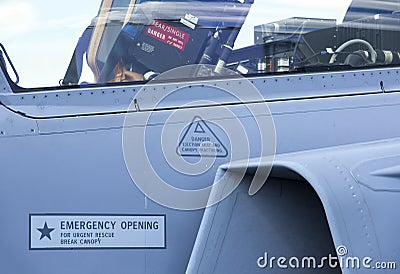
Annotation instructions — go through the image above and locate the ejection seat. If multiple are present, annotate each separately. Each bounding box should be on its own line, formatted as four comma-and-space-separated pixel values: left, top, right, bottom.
62, 0, 253, 85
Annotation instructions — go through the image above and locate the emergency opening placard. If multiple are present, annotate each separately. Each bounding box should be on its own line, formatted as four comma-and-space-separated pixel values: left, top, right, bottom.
30, 214, 166, 250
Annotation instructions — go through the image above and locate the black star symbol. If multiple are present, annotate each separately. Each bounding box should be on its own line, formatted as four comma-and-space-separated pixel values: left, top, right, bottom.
37, 222, 55, 240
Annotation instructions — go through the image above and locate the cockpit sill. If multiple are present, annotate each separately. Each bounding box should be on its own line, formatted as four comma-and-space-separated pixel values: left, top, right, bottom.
1, 63, 398, 103
1, 62, 400, 94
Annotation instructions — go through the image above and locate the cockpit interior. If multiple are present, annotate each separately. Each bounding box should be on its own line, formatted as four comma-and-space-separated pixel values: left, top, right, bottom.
1, 0, 400, 89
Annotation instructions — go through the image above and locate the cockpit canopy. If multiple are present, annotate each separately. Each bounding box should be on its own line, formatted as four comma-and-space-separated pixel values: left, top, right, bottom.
2, 0, 400, 89
62, 0, 253, 85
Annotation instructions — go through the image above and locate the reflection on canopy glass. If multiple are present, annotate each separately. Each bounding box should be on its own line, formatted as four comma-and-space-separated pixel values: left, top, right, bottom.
2, 0, 400, 89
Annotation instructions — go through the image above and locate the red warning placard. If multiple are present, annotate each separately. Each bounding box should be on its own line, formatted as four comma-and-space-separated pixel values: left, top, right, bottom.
145, 20, 190, 51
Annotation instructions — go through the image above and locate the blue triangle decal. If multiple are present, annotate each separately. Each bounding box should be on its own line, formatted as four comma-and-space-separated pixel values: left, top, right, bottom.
194, 122, 206, 133
177, 116, 228, 158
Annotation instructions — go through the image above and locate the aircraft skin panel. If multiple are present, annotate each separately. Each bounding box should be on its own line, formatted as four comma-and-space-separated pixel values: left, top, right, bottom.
188, 139, 400, 273
0, 125, 205, 274
0, 67, 11, 94
2, 0, 400, 272
0, 59, 400, 272
3, 66, 400, 118
1, 73, 400, 152
0, 65, 400, 273
0, 104, 39, 137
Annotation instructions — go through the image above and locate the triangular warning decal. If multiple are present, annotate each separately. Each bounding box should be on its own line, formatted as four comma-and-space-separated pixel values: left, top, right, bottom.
194, 122, 206, 134
177, 116, 228, 158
